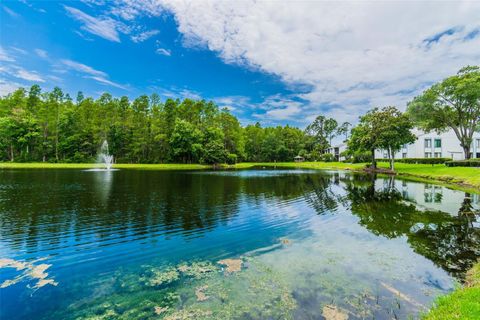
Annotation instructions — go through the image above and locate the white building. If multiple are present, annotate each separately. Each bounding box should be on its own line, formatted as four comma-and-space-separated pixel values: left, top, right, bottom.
326, 143, 348, 161
375, 128, 480, 160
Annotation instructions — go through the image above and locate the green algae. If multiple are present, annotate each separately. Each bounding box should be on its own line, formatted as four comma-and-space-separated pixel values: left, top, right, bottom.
145, 267, 180, 287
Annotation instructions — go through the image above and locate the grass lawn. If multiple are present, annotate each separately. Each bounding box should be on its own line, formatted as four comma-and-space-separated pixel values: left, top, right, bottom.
1, 161, 479, 191
0, 162, 209, 170
423, 262, 480, 320
230, 162, 480, 190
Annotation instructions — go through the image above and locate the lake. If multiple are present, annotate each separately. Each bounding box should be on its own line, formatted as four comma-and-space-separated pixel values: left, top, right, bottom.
0, 168, 479, 319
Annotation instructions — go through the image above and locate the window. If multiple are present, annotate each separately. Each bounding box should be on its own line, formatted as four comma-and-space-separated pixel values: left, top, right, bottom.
383, 152, 388, 158
434, 152, 442, 158
434, 139, 441, 148
476, 139, 480, 148
402, 153, 407, 159
424, 152, 432, 158
424, 139, 432, 148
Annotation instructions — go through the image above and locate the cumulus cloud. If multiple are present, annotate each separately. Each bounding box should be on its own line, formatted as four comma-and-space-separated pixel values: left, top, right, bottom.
99, 0, 480, 124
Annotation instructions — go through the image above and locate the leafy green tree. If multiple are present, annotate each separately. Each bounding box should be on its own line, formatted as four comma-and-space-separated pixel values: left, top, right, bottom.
170, 119, 203, 163
407, 66, 480, 159
348, 107, 415, 170
375, 107, 416, 170
337, 122, 351, 141
305, 115, 337, 153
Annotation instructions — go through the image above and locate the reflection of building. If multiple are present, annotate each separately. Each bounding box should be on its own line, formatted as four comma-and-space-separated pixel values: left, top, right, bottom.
326, 143, 347, 161
385, 179, 480, 213
375, 129, 480, 160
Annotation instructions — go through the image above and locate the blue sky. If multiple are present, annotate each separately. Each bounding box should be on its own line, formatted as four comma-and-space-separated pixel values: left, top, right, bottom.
1, 1, 479, 128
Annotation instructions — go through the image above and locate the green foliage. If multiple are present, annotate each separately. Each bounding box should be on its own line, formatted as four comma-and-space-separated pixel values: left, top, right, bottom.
0, 87, 250, 163
226, 153, 238, 164
376, 158, 451, 164
304, 115, 338, 152
319, 153, 335, 162
0, 86, 311, 164
445, 160, 480, 167
348, 106, 416, 169
407, 66, 480, 159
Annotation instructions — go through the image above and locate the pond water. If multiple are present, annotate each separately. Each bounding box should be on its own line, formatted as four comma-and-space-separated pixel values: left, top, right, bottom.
0, 168, 479, 319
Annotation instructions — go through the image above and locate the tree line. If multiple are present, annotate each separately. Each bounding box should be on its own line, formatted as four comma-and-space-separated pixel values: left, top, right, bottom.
0, 87, 314, 163
0, 66, 478, 165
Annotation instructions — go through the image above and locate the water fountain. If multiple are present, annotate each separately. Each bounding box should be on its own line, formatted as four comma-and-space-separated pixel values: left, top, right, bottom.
99, 140, 114, 170
85, 140, 117, 171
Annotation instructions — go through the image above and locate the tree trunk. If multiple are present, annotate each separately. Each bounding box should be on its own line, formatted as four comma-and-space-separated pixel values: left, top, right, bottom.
463, 145, 471, 160
389, 148, 395, 171
10, 144, 14, 162
371, 149, 377, 169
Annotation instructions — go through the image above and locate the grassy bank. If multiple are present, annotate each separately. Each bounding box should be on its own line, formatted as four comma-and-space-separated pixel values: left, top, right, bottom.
1, 161, 479, 191
423, 261, 480, 319
230, 162, 480, 191
0, 162, 209, 170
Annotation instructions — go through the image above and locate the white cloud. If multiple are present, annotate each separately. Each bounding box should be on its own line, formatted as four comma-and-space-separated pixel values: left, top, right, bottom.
64, 5, 121, 42
61, 59, 107, 77
14, 68, 45, 82
0, 79, 24, 96
103, 0, 480, 124
34, 49, 48, 59
0, 46, 15, 62
87, 76, 127, 90
155, 48, 171, 56
131, 29, 160, 42
61, 59, 127, 90
3, 6, 19, 18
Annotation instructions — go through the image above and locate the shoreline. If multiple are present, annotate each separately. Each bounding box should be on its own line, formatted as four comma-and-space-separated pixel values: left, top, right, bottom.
1, 161, 479, 193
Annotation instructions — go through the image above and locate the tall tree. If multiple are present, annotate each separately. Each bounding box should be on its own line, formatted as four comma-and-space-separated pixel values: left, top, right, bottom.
407, 66, 480, 159
305, 115, 337, 153
375, 107, 416, 170
348, 107, 415, 170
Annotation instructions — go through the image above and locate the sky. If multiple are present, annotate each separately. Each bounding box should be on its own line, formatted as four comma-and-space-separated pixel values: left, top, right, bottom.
1, 0, 479, 128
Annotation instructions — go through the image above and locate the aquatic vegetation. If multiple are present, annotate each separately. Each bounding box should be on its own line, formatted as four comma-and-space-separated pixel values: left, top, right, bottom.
154, 306, 169, 315
0, 257, 57, 290
195, 285, 209, 301
164, 309, 213, 320
146, 267, 180, 287
322, 304, 349, 320
381, 281, 423, 308
177, 261, 218, 278
217, 258, 242, 273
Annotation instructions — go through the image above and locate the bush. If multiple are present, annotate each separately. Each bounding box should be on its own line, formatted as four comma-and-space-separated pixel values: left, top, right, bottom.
319, 153, 335, 162
351, 151, 372, 163
376, 157, 451, 164
226, 153, 238, 164
445, 159, 480, 167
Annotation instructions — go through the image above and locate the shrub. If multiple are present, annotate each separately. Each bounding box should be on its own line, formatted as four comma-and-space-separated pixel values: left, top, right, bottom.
319, 153, 335, 162
226, 153, 238, 164
445, 159, 480, 167
376, 158, 451, 164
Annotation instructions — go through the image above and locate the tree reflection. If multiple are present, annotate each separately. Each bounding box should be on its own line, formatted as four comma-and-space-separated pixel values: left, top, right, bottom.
343, 175, 480, 279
